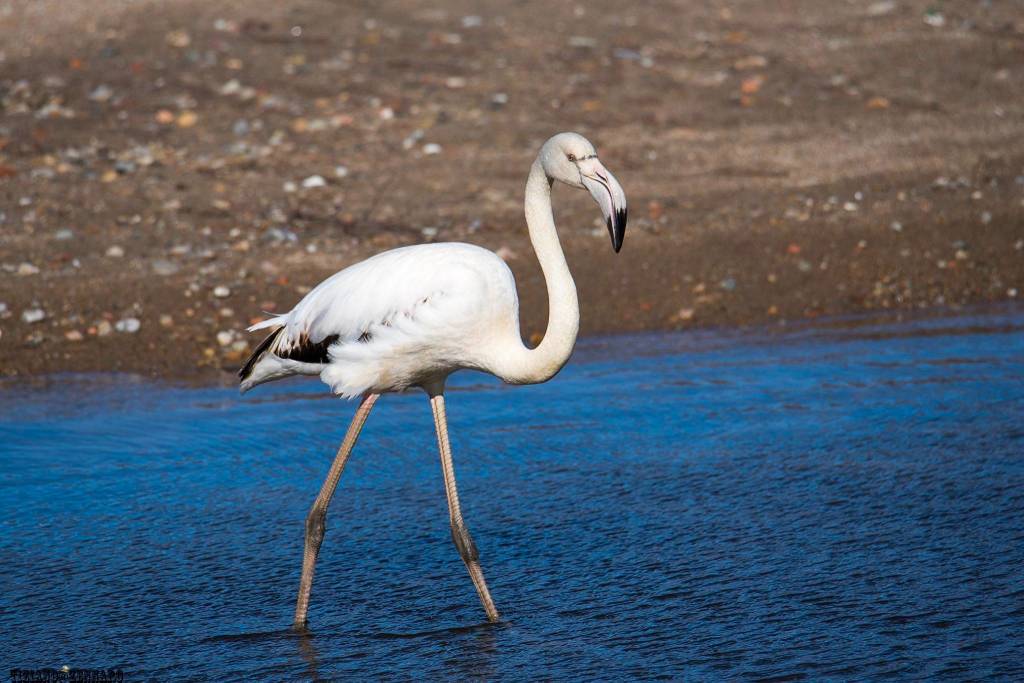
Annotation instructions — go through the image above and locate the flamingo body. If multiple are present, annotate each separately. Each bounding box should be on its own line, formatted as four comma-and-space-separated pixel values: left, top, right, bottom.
241, 242, 521, 397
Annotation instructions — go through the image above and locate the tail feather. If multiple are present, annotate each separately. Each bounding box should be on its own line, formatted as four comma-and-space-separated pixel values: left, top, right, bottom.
239, 327, 283, 385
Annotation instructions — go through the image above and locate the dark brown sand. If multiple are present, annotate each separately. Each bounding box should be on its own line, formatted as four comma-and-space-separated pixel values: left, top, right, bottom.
1, 0, 1022, 381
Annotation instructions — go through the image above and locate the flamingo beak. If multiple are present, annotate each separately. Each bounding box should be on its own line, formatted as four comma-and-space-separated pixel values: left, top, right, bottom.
581, 161, 627, 253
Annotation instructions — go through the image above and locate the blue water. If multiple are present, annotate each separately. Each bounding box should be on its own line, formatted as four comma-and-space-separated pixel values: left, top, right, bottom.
2, 308, 1024, 680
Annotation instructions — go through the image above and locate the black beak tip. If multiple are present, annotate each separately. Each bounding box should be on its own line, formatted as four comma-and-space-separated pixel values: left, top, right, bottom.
608, 207, 627, 253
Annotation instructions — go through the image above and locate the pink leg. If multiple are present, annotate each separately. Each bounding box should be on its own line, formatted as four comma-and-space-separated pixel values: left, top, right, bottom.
293, 393, 379, 629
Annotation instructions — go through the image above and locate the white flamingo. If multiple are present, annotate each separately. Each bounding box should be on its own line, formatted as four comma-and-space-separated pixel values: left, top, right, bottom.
240, 132, 627, 627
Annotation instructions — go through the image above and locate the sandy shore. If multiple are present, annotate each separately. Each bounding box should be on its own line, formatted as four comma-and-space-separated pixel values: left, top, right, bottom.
1, 0, 1022, 381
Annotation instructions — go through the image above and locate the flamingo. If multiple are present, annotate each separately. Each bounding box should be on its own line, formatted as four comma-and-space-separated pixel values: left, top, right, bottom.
239, 132, 627, 627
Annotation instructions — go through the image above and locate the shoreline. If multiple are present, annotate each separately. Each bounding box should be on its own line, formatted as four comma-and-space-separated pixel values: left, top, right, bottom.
5, 301, 1021, 391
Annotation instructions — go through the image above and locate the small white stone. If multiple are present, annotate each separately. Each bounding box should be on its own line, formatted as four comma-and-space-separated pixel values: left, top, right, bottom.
115, 317, 140, 333
89, 84, 114, 102
106, 245, 125, 258
22, 308, 46, 324
302, 174, 326, 188
334, 165, 349, 178
216, 330, 234, 346
867, 1, 896, 17
17, 262, 39, 275
283, 181, 297, 193
422, 143, 442, 155
213, 285, 231, 298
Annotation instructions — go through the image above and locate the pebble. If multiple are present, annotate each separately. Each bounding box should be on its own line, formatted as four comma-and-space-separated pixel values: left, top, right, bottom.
96, 320, 113, 337
495, 245, 518, 261
55, 228, 74, 240
115, 317, 141, 333
890, 221, 903, 232
719, 277, 737, 291
283, 181, 298, 193
166, 29, 191, 48
159, 314, 174, 327
733, 55, 768, 70
980, 211, 992, 225
334, 165, 349, 178
22, 308, 46, 324
423, 143, 442, 155
65, 330, 84, 342
89, 84, 114, 102
403, 129, 424, 149
0, 302, 7, 317
17, 262, 39, 275
676, 307, 696, 321
867, 1, 896, 16
177, 111, 198, 128
216, 331, 234, 346
152, 259, 180, 276
213, 285, 231, 298
106, 245, 125, 258
568, 36, 597, 48
302, 175, 327, 189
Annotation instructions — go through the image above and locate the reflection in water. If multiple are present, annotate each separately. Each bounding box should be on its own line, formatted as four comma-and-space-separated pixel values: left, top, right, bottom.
296, 631, 320, 682
2, 307, 1024, 679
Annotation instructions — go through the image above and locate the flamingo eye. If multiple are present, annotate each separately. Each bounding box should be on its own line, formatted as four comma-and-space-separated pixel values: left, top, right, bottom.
566, 153, 576, 162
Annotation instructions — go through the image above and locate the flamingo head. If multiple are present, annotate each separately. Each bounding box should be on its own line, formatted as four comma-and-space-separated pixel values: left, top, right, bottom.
540, 132, 628, 253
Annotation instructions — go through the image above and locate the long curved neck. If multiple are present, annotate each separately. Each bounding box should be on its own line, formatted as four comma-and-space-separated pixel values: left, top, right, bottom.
501, 158, 580, 384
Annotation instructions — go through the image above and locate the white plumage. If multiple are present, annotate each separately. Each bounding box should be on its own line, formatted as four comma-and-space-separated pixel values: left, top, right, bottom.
239, 132, 627, 627
241, 242, 521, 397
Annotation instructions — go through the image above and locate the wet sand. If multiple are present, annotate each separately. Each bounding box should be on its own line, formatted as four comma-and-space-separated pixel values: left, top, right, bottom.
1, 0, 1022, 380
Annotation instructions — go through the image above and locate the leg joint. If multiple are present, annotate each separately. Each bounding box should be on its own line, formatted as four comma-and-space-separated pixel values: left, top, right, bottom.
305, 506, 327, 550
450, 519, 480, 563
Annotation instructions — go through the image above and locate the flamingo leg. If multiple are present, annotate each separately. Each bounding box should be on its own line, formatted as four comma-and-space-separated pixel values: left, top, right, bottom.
429, 393, 501, 622
293, 392, 379, 629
